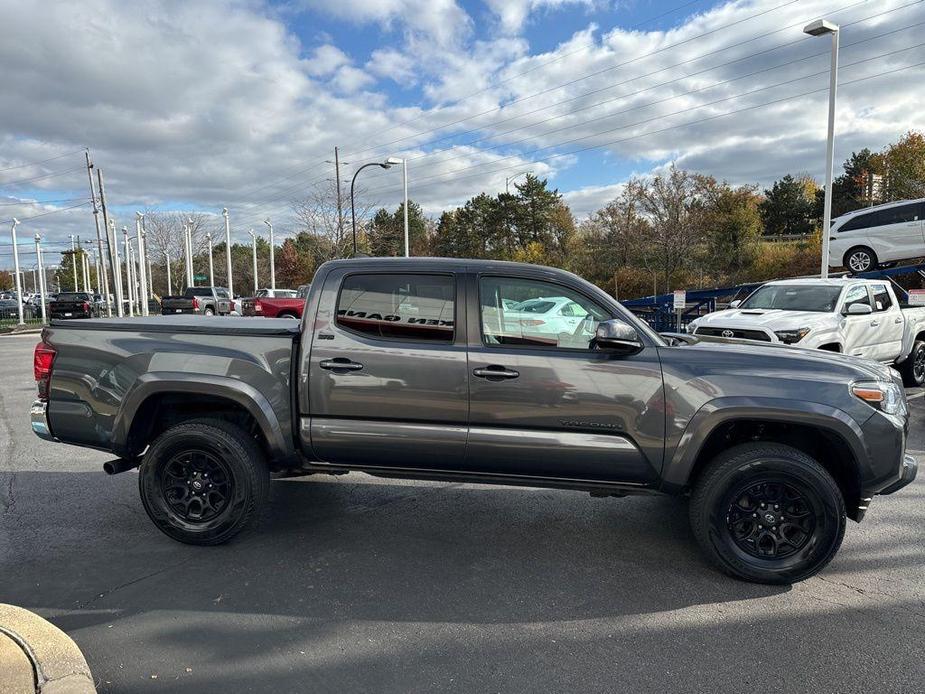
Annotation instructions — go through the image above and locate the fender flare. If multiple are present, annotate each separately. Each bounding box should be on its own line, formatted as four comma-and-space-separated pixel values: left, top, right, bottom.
111, 372, 290, 460
661, 396, 868, 491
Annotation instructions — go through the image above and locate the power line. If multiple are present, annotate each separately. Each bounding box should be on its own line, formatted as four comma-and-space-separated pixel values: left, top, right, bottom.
0, 148, 85, 173
362, 59, 925, 199
0, 166, 86, 187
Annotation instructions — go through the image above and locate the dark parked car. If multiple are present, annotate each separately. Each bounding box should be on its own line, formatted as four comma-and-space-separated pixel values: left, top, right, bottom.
31, 258, 916, 584
0, 298, 20, 320
49, 292, 95, 319
161, 286, 233, 316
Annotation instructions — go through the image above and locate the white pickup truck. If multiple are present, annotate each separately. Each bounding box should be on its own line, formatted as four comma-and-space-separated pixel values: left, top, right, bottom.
687, 278, 925, 385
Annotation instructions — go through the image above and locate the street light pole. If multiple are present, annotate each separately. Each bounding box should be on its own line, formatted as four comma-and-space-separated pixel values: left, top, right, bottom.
263, 219, 275, 291
206, 232, 214, 286
804, 19, 840, 278
135, 212, 149, 315
123, 227, 134, 317
70, 235, 78, 291
386, 157, 409, 257
108, 218, 123, 317
34, 234, 47, 324
184, 218, 194, 287
249, 229, 258, 294
505, 171, 531, 194
10, 219, 24, 325
222, 208, 233, 297
350, 161, 394, 256
164, 251, 172, 296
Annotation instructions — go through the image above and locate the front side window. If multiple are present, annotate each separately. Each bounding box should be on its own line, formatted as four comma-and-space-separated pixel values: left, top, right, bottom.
480, 277, 609, 349
871, 284, 892, 312
336, 274, 455, 342
843, 284, 872, 311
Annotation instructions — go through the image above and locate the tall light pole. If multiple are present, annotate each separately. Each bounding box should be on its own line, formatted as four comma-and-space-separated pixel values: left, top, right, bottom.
350, 160, 394, 255
264, 219, 275, 291
69, 235, 78, 290
164, 251, 172, 296
34, 234, 47, 324
136, 212, 148, 315
248, 229, 258, 294
108, 218, 124, 317
206, 232, 215, 286
10, 219, 23, 325
386, 157, 409, 257
123, 227, 134, 317
185, 218, 194, 287
505, 171, 531, 194
804, 19, 840, 278
222, 208, 233, 297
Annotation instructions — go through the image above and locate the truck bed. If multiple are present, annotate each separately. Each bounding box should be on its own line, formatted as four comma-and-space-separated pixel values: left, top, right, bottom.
49, 315, 301, 336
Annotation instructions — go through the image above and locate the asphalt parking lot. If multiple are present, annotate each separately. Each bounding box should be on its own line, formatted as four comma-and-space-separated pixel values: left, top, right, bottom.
1, 332, 923, 693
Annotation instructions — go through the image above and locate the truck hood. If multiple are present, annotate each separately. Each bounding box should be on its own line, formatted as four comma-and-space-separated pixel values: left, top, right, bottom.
692, 308, 833, 330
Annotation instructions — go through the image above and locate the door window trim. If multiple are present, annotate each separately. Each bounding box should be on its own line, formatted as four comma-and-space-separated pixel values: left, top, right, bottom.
333, 271, 462, 346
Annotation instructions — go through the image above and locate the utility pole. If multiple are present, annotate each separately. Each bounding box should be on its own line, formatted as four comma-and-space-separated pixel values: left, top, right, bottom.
34, 234, 47, 324
264, 219, 275, 291
222, 208, 233, 297
98, 170, 123, 317
206, 232, 214, 286
333, 147, 345, 244
10, 219, 24, 325
85, 150, 110, 315
248, 229, 258, 293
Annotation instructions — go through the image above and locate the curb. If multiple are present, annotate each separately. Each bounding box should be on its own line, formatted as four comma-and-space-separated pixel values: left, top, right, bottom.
0, 604, 95, 693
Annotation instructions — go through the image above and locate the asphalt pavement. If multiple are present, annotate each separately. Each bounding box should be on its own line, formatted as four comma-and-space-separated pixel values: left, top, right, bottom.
1, 332, 923, 693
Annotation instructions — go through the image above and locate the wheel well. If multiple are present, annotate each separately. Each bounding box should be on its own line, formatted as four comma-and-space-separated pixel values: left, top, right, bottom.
687, 419, 862, 521
126, 393, 272, 464
818, 343, 841, 352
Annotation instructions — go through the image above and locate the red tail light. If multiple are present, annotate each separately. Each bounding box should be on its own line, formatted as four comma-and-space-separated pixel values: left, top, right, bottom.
34, 340, 56, 401
254, 300, 263, 313
519, 319, 546, 326
192, 297, 200, 310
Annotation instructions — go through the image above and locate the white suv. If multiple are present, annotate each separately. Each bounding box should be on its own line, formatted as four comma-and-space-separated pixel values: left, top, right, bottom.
829, 198, 925, 272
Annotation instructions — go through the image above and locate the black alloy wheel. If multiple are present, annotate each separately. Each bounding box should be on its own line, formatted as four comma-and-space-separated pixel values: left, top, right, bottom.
161, 449, 233, 523
724, 478, 816, 560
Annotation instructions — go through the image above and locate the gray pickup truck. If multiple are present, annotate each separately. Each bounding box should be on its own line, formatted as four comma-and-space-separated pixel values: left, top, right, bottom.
161, 286, 233, 316
31, 258, 917, 584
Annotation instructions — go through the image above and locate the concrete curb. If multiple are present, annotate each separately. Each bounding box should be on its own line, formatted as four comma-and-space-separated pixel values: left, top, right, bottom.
0, 604, 95, 693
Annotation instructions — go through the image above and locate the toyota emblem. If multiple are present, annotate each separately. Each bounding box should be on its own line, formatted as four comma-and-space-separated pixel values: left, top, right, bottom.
721, 329, 735, 338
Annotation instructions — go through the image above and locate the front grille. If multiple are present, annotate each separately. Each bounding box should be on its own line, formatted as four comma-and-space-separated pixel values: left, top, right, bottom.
695, 327, 772, 342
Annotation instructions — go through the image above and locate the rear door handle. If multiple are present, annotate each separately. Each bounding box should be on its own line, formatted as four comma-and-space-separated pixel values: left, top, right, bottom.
319, 358, 364, 372
473, 365, 519, 380
895, 317, 903, 324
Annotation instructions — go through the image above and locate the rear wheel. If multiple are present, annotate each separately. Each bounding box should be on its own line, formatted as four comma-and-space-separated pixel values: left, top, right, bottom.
203, 307, 215, 316
844, 246, 878, 273
139, 419, 269, 545
690, 443, 846, 584
901, 339, 925, 387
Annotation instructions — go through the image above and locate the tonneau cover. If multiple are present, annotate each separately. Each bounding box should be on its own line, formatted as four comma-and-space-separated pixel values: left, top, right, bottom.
48, 315, 301, 336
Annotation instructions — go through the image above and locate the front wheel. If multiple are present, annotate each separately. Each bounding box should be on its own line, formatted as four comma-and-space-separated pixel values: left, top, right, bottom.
139, 419, 269, 545
901, 340, 925, 387
689, 443, 846, 584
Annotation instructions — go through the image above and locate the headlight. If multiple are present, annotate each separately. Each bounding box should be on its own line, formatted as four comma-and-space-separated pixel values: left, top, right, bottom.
851, 381, 907, 416
774, 327, 811, 344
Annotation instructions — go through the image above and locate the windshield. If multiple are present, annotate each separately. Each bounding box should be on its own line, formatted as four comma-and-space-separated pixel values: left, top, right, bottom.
740, 284, 842, 312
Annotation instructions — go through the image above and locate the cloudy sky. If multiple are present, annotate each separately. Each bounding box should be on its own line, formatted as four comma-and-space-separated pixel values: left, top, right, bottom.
1, 0, 923, 268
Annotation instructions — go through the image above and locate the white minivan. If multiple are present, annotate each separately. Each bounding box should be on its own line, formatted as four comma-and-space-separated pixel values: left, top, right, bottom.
828, 197, 925, 273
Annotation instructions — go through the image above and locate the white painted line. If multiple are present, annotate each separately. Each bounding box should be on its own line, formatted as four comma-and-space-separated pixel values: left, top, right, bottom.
906, 391, 925, 400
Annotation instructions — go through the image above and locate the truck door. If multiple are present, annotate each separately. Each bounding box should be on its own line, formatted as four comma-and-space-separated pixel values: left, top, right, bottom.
840, 284, 878, 359
306, 268, 469, 468
868, 283, 904, 362
464, 272, 664, 484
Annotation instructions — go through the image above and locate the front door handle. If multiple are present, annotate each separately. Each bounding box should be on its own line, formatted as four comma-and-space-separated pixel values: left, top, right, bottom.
320, 358, 364, 372
870, 321, 880, 327
473, 365, 520, 380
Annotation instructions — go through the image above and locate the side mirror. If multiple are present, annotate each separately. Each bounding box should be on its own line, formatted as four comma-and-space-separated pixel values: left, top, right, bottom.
593, 319, 643, 354
844, 303, 873, 316
728, 299, 742, 309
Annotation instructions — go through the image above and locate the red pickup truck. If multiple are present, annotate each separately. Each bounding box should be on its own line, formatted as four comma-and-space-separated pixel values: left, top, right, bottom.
241, 285, 309, 319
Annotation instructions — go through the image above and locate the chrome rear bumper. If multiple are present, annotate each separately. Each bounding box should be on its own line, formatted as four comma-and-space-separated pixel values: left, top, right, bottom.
30, 400, 55, 441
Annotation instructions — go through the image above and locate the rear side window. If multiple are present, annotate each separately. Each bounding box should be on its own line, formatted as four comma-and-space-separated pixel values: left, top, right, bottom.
336, 274, 455, 342
871, 284, 893, 312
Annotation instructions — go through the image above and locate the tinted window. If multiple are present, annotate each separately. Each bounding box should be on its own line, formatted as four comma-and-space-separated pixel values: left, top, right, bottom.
480, 277, 609, 349
215, 289, 230, 299
740, 284, 842, 312
54, 293, 90, 301
839, 203, 921, 232
870, 284, 893, 312
843, 284, 872, 311
336, 274, 455, 342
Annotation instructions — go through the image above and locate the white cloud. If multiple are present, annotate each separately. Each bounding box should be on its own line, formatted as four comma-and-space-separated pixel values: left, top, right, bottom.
485, 0, 598, 34
305, 44, 351, 76
332, 65, 376, 92
366, 49, 418, 85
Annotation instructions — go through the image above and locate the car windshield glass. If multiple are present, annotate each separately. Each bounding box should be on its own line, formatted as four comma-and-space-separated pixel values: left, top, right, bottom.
740, 285, 842, 312
55, 293, 90, 301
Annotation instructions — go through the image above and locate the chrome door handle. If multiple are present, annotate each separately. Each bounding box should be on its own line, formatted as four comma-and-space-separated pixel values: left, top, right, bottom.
870, 321, 880, 327
473, 366, 520, 380
320, 358, 364, 372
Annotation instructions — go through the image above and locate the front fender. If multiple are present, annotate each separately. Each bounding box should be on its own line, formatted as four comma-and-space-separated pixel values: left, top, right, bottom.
112, 372, 291, 460
661, 396, 868, 491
